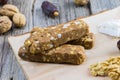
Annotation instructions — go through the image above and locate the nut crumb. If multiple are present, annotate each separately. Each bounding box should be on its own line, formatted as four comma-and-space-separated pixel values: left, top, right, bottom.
49, 44, 54, 48
50, 36, 55, 40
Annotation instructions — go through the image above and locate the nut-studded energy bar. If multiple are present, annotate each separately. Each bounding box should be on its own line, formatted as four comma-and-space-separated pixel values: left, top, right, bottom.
19, 44, 86, 65
31, 28, 94, 49
24, 19, 89, 54
68, 33, 95, 49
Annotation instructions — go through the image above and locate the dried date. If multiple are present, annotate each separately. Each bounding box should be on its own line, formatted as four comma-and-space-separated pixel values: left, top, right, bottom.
0, 0, 8, 5
117, 40, 120, 50
41, 1, 59, 17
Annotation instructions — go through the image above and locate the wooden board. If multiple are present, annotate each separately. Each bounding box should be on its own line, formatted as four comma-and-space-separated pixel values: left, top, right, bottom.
8, 6, 120, 80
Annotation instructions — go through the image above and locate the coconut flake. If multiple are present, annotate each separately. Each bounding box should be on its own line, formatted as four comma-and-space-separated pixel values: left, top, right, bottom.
57, 34, 62, 38
63, 24, 70, 28
74, 21, 80, 25
98, 20, 120, 37
50, 36, 55, 40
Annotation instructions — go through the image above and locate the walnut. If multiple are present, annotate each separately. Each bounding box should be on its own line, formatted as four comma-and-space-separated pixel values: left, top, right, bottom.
90, 57, 120, 80
107, 65, 120, 80
13, 13, 26, 28
0, 4, 19, 17
74, 0, 89, 6
90, 62, 109, 76
0, 16, 12, 34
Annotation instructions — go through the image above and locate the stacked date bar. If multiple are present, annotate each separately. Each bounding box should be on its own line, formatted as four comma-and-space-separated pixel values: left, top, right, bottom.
24, 19, 89, 54
19, 19, 94, 65
19, 44, 86, 65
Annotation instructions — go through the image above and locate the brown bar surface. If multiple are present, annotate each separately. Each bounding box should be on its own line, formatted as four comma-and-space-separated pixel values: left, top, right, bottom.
31, 28, 94, 49
24, 19, 89, 54
68, 33, 95, 49
19, 44, 86, 65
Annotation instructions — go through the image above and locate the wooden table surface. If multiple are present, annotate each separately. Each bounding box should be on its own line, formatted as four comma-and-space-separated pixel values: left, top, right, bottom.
0, 0, 120, 80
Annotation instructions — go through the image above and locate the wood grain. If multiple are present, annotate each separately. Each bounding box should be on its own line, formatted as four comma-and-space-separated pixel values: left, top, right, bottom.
0, 0, 120, 80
